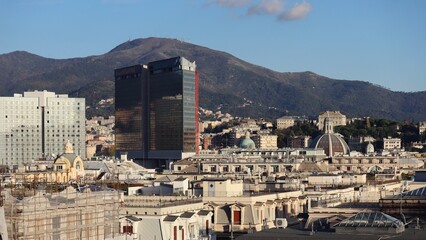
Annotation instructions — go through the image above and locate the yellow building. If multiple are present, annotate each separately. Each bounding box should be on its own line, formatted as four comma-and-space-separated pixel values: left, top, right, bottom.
53, 140, 85, 183
13, 140, 85, 184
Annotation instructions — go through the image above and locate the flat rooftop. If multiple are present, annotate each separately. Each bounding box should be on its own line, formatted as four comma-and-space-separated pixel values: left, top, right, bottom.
235, 226, 426, 240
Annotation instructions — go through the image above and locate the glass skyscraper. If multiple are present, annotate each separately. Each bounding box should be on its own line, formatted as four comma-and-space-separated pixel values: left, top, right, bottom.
115, 57, 199, 168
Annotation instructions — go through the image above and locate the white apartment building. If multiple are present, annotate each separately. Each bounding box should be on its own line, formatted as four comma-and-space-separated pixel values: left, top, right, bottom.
0, 90, 85, 166
276, 116, 295, 129
383, 137, 402, 150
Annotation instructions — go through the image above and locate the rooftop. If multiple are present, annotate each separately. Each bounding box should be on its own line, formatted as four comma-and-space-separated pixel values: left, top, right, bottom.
236, 227, 425, 240
334, 211, 404, 228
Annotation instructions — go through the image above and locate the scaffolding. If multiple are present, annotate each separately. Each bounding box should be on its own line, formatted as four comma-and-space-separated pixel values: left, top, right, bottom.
2, 182, 120, 240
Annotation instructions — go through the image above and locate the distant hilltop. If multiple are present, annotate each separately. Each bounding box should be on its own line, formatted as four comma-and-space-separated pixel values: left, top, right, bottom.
1, 37, 425, 121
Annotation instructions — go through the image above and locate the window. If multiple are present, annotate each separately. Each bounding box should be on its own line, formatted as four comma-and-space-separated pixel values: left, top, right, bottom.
233, 210, 241, 224
122, 225, 133, 234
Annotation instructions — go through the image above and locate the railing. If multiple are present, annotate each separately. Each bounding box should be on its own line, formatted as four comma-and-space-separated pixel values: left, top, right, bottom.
123, 198, 202, 208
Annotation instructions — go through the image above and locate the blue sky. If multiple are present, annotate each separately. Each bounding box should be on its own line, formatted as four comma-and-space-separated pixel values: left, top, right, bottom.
1, 0, 425, 92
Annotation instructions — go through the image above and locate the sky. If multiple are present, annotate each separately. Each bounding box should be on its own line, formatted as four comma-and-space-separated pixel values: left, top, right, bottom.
1, 0, 425, 92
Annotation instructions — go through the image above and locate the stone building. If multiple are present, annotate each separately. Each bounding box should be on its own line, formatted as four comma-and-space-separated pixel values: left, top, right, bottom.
318, 111, 346, 130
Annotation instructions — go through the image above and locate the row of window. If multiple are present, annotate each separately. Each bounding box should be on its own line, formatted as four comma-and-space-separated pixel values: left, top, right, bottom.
48, 101, 82, 105
5, 139, 40, 142
5, 152, 39, 155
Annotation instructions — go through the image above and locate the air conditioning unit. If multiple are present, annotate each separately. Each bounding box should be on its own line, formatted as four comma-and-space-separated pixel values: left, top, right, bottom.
275, 218, 288, 229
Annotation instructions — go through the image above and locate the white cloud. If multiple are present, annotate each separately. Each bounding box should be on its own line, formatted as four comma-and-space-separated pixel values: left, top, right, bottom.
247, 0, 284, 16
207, 0, 312, 22
209, 0, 251, 8
278, 1, 312, 21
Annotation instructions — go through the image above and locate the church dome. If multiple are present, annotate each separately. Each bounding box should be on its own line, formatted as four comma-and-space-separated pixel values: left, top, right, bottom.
240, 132, 256, 149
310, 133, 350, 157
310, 117, 350, 157
240, 138, 256, 149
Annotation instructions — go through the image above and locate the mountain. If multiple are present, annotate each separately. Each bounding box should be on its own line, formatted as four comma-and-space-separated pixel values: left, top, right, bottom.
1, 37, 426, 121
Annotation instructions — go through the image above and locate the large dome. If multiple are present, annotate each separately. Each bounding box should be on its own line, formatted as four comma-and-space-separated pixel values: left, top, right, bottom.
310, 116, 350, 157
310, 133, 350, 157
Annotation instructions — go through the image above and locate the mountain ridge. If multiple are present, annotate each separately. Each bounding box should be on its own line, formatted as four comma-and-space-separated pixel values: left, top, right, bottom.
0, 37, 425, 121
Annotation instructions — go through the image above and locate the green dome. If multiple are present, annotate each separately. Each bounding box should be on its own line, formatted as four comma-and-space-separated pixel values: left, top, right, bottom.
240, 138, 256, 149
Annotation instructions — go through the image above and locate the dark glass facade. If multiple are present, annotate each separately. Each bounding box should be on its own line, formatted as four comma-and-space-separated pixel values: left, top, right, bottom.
115, 57, 198, 168
115, 65, 149, 152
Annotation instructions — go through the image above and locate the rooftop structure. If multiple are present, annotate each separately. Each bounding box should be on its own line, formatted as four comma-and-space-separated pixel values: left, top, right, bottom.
380, 186, 426, 217
334, 211, 405, 234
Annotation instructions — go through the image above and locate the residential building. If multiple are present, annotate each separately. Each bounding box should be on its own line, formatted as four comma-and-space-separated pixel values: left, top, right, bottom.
276, 116, 295, 129
252, 134, 278, 149
0, 90, 85, 166
287, 136, 311, 148
383, 137, 401, 150
228, 130, 245, 147
114, 57, 199, 168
